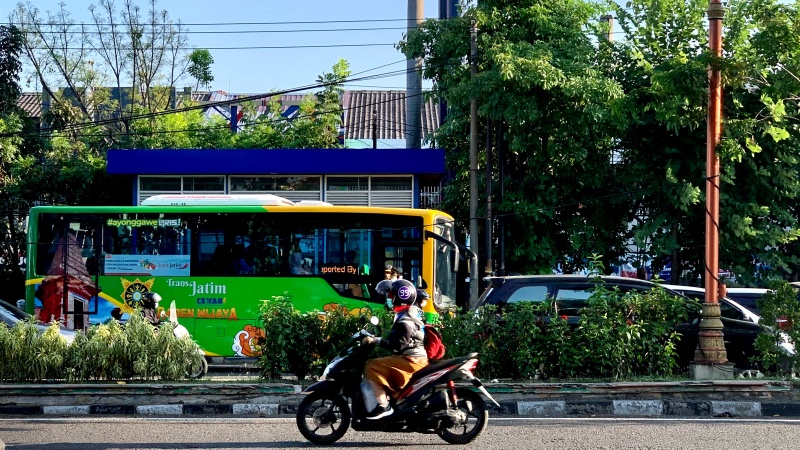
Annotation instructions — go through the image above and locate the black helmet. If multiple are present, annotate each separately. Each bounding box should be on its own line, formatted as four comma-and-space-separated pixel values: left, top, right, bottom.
141, 292, 161, 308
376, 279, 417, 307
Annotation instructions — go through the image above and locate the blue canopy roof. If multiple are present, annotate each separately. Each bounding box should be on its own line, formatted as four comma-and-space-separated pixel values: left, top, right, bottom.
107, 148, 446, 175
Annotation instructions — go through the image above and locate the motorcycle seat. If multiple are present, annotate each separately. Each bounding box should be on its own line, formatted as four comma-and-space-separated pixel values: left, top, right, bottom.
408, 352, 478, 382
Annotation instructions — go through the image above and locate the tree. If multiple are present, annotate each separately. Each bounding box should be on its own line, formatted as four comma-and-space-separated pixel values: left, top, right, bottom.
188, 48, 214, 90
119, 59, 351, 150
604, 0, 800, 284
402, 0, 628, 274
10, 0, 191, 137
0, 24, 27, 302
597, 0, 711, 282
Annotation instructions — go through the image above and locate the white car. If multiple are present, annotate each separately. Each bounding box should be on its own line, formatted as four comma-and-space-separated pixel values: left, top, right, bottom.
662, 284, 794, 357
724, 287, 770, 315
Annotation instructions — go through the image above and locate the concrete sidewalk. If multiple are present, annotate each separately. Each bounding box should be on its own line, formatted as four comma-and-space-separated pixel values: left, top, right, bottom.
1, 378, 798, 418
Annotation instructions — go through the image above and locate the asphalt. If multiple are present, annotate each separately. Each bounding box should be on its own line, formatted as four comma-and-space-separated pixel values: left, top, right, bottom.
2, 371, 799, 419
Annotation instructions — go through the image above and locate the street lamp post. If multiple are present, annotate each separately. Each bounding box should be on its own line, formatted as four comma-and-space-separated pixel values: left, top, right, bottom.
691, 0, 733, 380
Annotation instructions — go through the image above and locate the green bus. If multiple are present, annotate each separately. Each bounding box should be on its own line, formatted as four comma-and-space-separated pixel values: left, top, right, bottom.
25, 194, 464, 358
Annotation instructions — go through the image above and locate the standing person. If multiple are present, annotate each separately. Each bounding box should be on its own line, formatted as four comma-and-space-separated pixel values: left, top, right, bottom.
383, 264, 403, 281
359, 279, 427, 419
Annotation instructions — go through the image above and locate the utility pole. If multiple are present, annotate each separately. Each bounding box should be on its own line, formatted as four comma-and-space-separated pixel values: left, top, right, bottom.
406, 0, 423, 149
469, 21, 480, 307
230, 105, 238, 134
692, 0, 732, 380
498, 121, 505, 276
485, 117, 493, 277
372, 110, 377, 149
600, 15, 614, 42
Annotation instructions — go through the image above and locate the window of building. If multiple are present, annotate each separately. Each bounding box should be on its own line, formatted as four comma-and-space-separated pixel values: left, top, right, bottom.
140, 177, 181, 191
327, 177, 369, 191
184, 176, 224, 191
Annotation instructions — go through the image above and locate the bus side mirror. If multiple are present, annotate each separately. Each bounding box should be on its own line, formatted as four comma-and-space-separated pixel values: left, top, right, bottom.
451, 248, 459, 273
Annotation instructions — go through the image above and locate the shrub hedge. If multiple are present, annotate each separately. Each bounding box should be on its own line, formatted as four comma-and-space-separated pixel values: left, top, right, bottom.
0, 310, 205, 382
257, 282, 702, 382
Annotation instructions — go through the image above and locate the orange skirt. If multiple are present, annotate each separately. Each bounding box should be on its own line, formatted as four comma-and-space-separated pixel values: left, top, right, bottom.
364, 355, 428, 396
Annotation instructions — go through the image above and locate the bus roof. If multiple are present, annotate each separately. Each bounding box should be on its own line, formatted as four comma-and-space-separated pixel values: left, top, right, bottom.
141, 194, 297, 206
29, 198, 453, 221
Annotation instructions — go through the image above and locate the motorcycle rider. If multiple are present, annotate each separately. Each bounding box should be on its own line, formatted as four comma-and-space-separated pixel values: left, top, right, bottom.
140, 292, 162, 326
360, 279, 428, 420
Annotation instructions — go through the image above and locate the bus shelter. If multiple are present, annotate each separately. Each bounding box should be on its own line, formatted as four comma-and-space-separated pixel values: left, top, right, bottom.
106, 148, 446, 208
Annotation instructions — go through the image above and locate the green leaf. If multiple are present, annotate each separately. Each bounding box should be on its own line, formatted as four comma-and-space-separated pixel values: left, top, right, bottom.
763, 126, 790, 143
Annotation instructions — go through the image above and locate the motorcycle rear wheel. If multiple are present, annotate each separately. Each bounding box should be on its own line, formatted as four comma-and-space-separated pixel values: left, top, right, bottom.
296, 391, 351, 445
438, 387, 488, 445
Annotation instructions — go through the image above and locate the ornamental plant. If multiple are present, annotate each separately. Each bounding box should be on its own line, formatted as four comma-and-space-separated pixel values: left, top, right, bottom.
0, 310, 204, 383
753, 280, 800, 376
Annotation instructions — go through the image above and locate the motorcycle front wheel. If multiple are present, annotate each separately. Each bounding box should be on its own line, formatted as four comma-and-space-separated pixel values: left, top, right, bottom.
185, 355, 208, 379
296, 391, 351, 445
438, 387, 489, 445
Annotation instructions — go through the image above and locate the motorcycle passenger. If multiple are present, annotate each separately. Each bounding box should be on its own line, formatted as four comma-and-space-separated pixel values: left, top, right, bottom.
140, 292, 162, 326
360, 279, 428, 420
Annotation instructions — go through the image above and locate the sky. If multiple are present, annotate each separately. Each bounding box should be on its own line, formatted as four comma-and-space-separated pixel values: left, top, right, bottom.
0, 0, 444, 94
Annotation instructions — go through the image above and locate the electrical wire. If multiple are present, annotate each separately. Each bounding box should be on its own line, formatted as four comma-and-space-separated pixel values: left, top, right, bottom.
15, 60, 447, 139
41, 88, 439, 140
24, 43, 398, 50
25, 26, 412, 35
4, 18, 438, 27
0, 65, 428, 138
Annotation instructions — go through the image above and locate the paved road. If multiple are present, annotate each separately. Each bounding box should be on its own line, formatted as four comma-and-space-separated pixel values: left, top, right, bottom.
1, 417, 800, 449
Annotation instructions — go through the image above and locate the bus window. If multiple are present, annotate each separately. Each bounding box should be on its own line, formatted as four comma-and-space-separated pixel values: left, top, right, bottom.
102, 214, 189, 276
35, 214, 102, 277
383, 246, 421, 286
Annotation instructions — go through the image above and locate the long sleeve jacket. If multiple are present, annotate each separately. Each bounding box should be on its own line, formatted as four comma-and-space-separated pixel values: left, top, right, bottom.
378, 306, 427, 359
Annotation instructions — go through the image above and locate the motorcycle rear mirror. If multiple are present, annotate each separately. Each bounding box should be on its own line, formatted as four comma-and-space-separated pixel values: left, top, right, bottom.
370, 316, 380, 326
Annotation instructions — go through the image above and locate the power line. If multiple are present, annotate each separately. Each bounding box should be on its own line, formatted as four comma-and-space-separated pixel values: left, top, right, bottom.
24, 26, 410, 35
26, 43, 398, 50
5, 18, 440, 27
9, 84, 441, 141
1, 65, 438, 139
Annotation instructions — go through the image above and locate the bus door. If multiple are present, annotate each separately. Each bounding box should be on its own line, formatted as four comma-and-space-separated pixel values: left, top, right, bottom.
377, 241, 422, 288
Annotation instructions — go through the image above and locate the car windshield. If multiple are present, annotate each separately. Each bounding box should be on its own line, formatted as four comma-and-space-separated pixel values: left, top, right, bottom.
0, 306, 23, 326
0, 300, 28, 320
725, 293, 762, 314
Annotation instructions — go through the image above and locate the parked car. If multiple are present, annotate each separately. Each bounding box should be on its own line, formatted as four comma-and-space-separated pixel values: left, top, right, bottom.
476, 275, 674, 319
663, 284, 795, 366
724, 287, 770, 315
0, 299, 76, 343
474, 275, 772, 370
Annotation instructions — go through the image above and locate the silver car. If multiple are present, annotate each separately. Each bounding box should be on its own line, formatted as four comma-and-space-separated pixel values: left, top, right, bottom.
0, 299, 76, 343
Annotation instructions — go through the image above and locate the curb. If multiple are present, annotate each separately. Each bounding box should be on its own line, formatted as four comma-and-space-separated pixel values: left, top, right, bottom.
1, 400, 796, 418
1, 380, 797, 419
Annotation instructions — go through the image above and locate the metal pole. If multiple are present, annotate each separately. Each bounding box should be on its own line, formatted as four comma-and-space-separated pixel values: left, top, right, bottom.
498, 121, 505, 276
372, 110, 377, 149
600, 15, 614, 42
692, 0, 730, 378
406, 0, 423, 149
230, 105, 238, 134
485, 117, 493, 277
469, 21, 480, 307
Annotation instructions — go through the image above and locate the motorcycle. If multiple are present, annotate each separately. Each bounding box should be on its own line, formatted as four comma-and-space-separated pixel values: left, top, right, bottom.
295, 316, 500, 445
